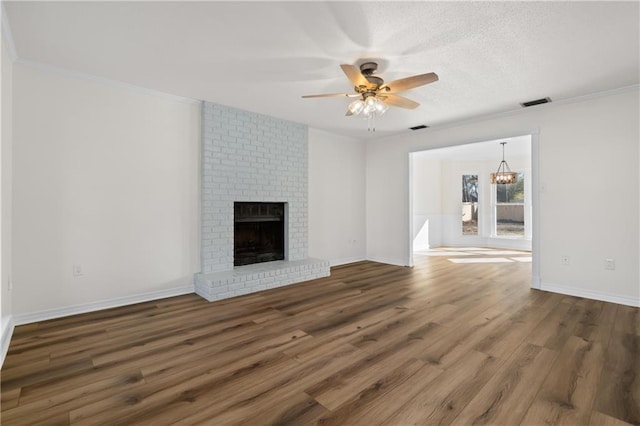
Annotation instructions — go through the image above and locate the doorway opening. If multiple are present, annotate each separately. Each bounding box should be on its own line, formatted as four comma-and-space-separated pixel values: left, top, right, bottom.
409, 133, 539, 289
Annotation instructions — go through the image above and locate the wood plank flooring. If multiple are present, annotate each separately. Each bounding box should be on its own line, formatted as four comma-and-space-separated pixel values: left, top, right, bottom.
1, 248, 638, 425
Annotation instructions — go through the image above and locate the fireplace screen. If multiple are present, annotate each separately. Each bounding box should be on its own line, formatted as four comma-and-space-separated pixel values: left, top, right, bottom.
234, 202, 285, 266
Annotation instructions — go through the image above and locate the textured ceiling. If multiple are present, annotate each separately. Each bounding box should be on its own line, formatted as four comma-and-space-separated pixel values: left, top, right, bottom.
4, 1, 639, 139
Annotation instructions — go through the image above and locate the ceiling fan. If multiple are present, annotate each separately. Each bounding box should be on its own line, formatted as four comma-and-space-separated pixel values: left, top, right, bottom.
302, 62, 438, 130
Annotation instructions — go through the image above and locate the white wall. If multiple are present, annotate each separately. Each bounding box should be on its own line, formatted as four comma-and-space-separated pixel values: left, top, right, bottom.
11, 63, 201, 321
367, 88, 640, 306
366, 138, 410, 266
411, 156, 442, 249
308, 128, 366, 266
1, 17, 15, 361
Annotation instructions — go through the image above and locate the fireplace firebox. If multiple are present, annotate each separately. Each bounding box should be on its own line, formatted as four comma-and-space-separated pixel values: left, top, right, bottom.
234, 202, 285, 267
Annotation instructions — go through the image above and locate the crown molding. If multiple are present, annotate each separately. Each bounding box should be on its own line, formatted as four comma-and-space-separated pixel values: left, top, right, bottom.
376, 83, 640, 144
17, 58, 200, 105
2, 1, 199, 105
424, 84, 640, 133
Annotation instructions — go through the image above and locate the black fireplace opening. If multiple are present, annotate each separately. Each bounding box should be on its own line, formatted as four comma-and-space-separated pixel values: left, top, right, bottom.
234, 202, 285, 267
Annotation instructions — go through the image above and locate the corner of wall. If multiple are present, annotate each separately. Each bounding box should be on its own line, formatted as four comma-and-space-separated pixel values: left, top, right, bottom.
308, 127, 368, 266
1, 2, 18, 62
1, 4, 15, 358
0, 314, 14, 368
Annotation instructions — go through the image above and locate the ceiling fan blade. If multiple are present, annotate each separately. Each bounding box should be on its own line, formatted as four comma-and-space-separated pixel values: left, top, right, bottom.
380, 94, 420, 109
382, 72, 439, 94
340, 64, 370, 89
302, 93, 353, 98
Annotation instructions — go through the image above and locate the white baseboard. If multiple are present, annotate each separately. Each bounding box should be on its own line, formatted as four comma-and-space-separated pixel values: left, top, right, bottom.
540, 282, 640, 307
13, 285, 195, 326
330, 256, 367, 267
1, 315, 15, 368
532, 275, 542, 290
366, 256, 409, 267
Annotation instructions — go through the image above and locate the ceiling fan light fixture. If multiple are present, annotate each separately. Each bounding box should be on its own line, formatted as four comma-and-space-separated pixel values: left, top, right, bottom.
361, 96, 388, 116
350, 95, 388, 131
350, 95, 388, 119
348, 99, 365, 115
375, 99, 389, 114
364, 96, 378, 114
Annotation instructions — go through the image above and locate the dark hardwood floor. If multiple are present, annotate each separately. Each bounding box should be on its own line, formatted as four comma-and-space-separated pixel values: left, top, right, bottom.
1, 248, 638, 425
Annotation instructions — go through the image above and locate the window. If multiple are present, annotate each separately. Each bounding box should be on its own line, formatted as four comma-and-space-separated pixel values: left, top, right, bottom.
462, 175, 478, 235
495, 172, 525, 237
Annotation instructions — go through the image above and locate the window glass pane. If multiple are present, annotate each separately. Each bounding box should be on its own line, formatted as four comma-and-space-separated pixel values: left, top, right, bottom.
496, 172, 525, 204
462, 175, 478, 203
462, 175, 478, 235
496, 205, 524, 236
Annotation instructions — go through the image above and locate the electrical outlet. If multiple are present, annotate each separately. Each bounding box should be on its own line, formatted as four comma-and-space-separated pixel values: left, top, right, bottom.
73, 264, 83, 277
605, 259, 615, 270
561, 256, 570, 266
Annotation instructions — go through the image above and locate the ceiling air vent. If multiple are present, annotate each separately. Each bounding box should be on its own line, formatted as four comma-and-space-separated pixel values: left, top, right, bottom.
520, 97, 551, 108
409, 125, 429, 131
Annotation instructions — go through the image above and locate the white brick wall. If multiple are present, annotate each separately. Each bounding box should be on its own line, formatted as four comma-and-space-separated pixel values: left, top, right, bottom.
201, 102, 309, 273
195, 101, 329, 302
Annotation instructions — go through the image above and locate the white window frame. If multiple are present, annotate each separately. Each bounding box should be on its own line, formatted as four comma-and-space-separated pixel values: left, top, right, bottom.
492, 170, 531, 239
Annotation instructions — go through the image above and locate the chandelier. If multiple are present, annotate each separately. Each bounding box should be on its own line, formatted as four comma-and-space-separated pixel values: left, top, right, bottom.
348, 94, 389, 132
491, 142, 518, 184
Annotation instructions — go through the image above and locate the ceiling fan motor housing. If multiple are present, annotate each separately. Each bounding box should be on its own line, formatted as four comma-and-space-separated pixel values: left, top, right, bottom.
360, 62, 384, 88
359, 62, 378, 75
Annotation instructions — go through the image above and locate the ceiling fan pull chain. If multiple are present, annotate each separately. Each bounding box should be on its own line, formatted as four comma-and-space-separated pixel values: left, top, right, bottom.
368, 113, 376, 132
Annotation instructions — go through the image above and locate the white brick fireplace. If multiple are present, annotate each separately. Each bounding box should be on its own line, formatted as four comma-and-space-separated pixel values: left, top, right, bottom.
194, 102, 329, 301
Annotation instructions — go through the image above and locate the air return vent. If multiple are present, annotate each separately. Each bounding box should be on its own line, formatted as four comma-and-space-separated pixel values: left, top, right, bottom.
409, 125, 429, 131
520, 97, 551, 108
